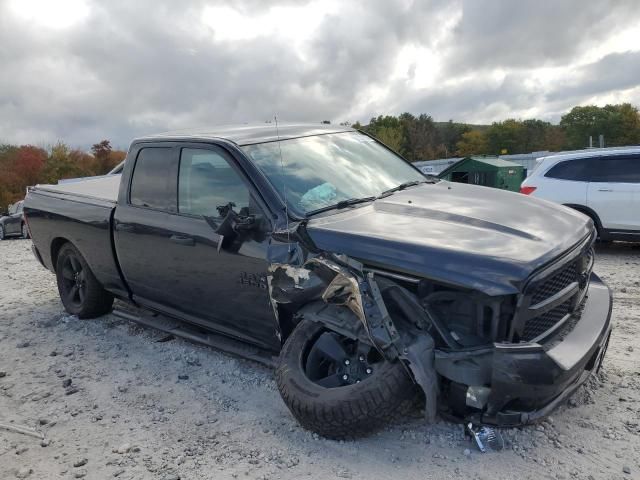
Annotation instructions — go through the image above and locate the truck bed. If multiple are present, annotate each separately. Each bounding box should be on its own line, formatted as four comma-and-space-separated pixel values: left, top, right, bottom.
33, 174, 121, 203
25, 174, 128, 298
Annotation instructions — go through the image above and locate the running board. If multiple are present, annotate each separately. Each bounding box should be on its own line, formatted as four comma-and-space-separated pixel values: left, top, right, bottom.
112, 307, 276, 368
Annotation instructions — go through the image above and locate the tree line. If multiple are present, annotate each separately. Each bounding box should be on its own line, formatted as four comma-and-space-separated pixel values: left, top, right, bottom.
2, 102, 640, 210
0, 140, 125, 210
353, 103, 640, 162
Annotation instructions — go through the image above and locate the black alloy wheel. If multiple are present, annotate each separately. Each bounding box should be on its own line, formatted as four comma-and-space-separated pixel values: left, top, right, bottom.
304, 331, 381, 388
60, 252, 88, 309
55, 243, 114, 318
276, 319, 418, 439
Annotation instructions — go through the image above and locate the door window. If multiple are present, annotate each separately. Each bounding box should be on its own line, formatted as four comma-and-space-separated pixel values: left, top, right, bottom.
591, 156, 640, 183
545, 158, 599, 181
178, 148, 250, 217
130, 148, 176, 211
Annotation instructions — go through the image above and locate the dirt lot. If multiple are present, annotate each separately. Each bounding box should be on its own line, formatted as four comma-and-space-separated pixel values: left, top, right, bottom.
0, 238, 638, 480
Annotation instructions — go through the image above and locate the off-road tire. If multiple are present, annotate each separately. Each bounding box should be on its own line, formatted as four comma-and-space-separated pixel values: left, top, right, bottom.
55, 243, 114, 318
276, 319, 417, 439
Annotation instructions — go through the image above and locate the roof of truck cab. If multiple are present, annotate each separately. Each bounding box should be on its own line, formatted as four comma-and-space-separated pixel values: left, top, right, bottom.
135, 123, 355, 146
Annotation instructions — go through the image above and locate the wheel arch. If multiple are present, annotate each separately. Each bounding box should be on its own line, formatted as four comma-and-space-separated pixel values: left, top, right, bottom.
50, 237, 71, 271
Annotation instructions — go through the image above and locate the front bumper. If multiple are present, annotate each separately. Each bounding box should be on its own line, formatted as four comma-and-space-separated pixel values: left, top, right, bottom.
480, 273, 612, 426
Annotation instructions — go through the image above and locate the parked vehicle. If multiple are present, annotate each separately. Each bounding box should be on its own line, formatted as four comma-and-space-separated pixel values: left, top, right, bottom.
520, 148, 640, 241
24, 124, 612, 438
0, 200, 30, 240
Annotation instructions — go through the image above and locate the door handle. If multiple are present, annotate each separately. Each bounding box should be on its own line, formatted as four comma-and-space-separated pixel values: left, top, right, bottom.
169, 234, 195, 246
597, 189, 613, 192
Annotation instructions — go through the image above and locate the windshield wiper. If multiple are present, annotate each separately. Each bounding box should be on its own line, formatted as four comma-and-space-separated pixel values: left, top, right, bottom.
378, 180, 426, 198
306, 196, 376, 216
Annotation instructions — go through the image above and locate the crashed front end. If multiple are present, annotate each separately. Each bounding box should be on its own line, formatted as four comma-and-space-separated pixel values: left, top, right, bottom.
268, 231, 612, 427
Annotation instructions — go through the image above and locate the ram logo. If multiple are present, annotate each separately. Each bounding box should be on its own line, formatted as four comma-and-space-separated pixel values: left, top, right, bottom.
239, 272, 268, 290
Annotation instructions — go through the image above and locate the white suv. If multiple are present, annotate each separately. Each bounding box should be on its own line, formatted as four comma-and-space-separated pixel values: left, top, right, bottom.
520, 148, 640, 241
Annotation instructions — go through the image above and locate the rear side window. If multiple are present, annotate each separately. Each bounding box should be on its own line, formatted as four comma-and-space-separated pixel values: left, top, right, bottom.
178, 148, 250, 217
545, 158, 598, 181
130, 148, 175, 211
591, 155, 640, 183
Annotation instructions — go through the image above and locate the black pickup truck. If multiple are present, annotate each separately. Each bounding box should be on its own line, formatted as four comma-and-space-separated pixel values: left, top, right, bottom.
24, 124, 612, 439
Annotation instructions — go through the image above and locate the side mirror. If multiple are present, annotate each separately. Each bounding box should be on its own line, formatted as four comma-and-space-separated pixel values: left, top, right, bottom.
233, 213, 262, 232
204, 209, 263, 249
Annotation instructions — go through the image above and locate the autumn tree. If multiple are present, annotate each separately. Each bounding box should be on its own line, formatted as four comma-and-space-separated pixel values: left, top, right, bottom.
436, 121, 471, 157
543, 125, 566, 152
399, 113, 440, 160
0, 145, 47, 208
91, 139, 113, 173
456, 130, 489, 156
560, 103, 640, 149
604, 103, 640, 146
362, 116, 405, 153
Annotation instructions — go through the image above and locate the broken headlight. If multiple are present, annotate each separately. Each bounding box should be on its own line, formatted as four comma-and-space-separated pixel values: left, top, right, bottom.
419, 282, 516, 348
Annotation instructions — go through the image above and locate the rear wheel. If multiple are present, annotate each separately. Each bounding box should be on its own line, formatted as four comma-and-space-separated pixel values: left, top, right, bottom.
276, 319, 417, 439
55, 243, 114, 318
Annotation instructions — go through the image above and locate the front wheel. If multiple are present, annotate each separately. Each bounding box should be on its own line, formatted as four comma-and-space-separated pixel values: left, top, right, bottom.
276, 319, 417, 439
55, 243, 114, 318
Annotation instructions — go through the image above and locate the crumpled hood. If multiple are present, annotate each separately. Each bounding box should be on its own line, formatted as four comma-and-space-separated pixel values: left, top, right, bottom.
305, 181, 592, 295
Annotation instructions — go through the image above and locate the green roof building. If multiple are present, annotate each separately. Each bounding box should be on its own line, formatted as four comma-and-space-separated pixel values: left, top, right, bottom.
438, 156, 525, 192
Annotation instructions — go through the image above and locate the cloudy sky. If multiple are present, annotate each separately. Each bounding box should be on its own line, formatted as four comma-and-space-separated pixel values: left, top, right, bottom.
1, 0, 640, 148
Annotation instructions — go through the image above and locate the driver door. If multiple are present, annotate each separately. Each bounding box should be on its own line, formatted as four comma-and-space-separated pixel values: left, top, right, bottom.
162, 145, 278, 350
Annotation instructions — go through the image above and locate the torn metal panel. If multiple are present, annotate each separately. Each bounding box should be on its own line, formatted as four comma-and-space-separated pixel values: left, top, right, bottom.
268, 252, 440, 420
321, 273, 366, 324
399, 334, 438, 422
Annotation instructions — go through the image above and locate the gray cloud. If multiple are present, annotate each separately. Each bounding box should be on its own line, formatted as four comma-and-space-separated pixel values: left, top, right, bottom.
0, 0, 639, 148
547, 50, 640, 102
442, 0, 639, 73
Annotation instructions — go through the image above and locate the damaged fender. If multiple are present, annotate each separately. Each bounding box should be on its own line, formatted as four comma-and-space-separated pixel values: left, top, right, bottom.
267, 253, 438, 421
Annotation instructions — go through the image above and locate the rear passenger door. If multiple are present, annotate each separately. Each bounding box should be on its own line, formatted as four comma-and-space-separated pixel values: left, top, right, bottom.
587, 155, 640, 231
114, 145, 180, 303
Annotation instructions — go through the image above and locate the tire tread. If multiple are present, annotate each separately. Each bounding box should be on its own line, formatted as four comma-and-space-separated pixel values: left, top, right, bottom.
276, 319, 418, 439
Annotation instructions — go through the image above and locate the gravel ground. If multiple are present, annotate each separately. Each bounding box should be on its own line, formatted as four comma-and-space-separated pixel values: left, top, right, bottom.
1, 238, 638, 480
